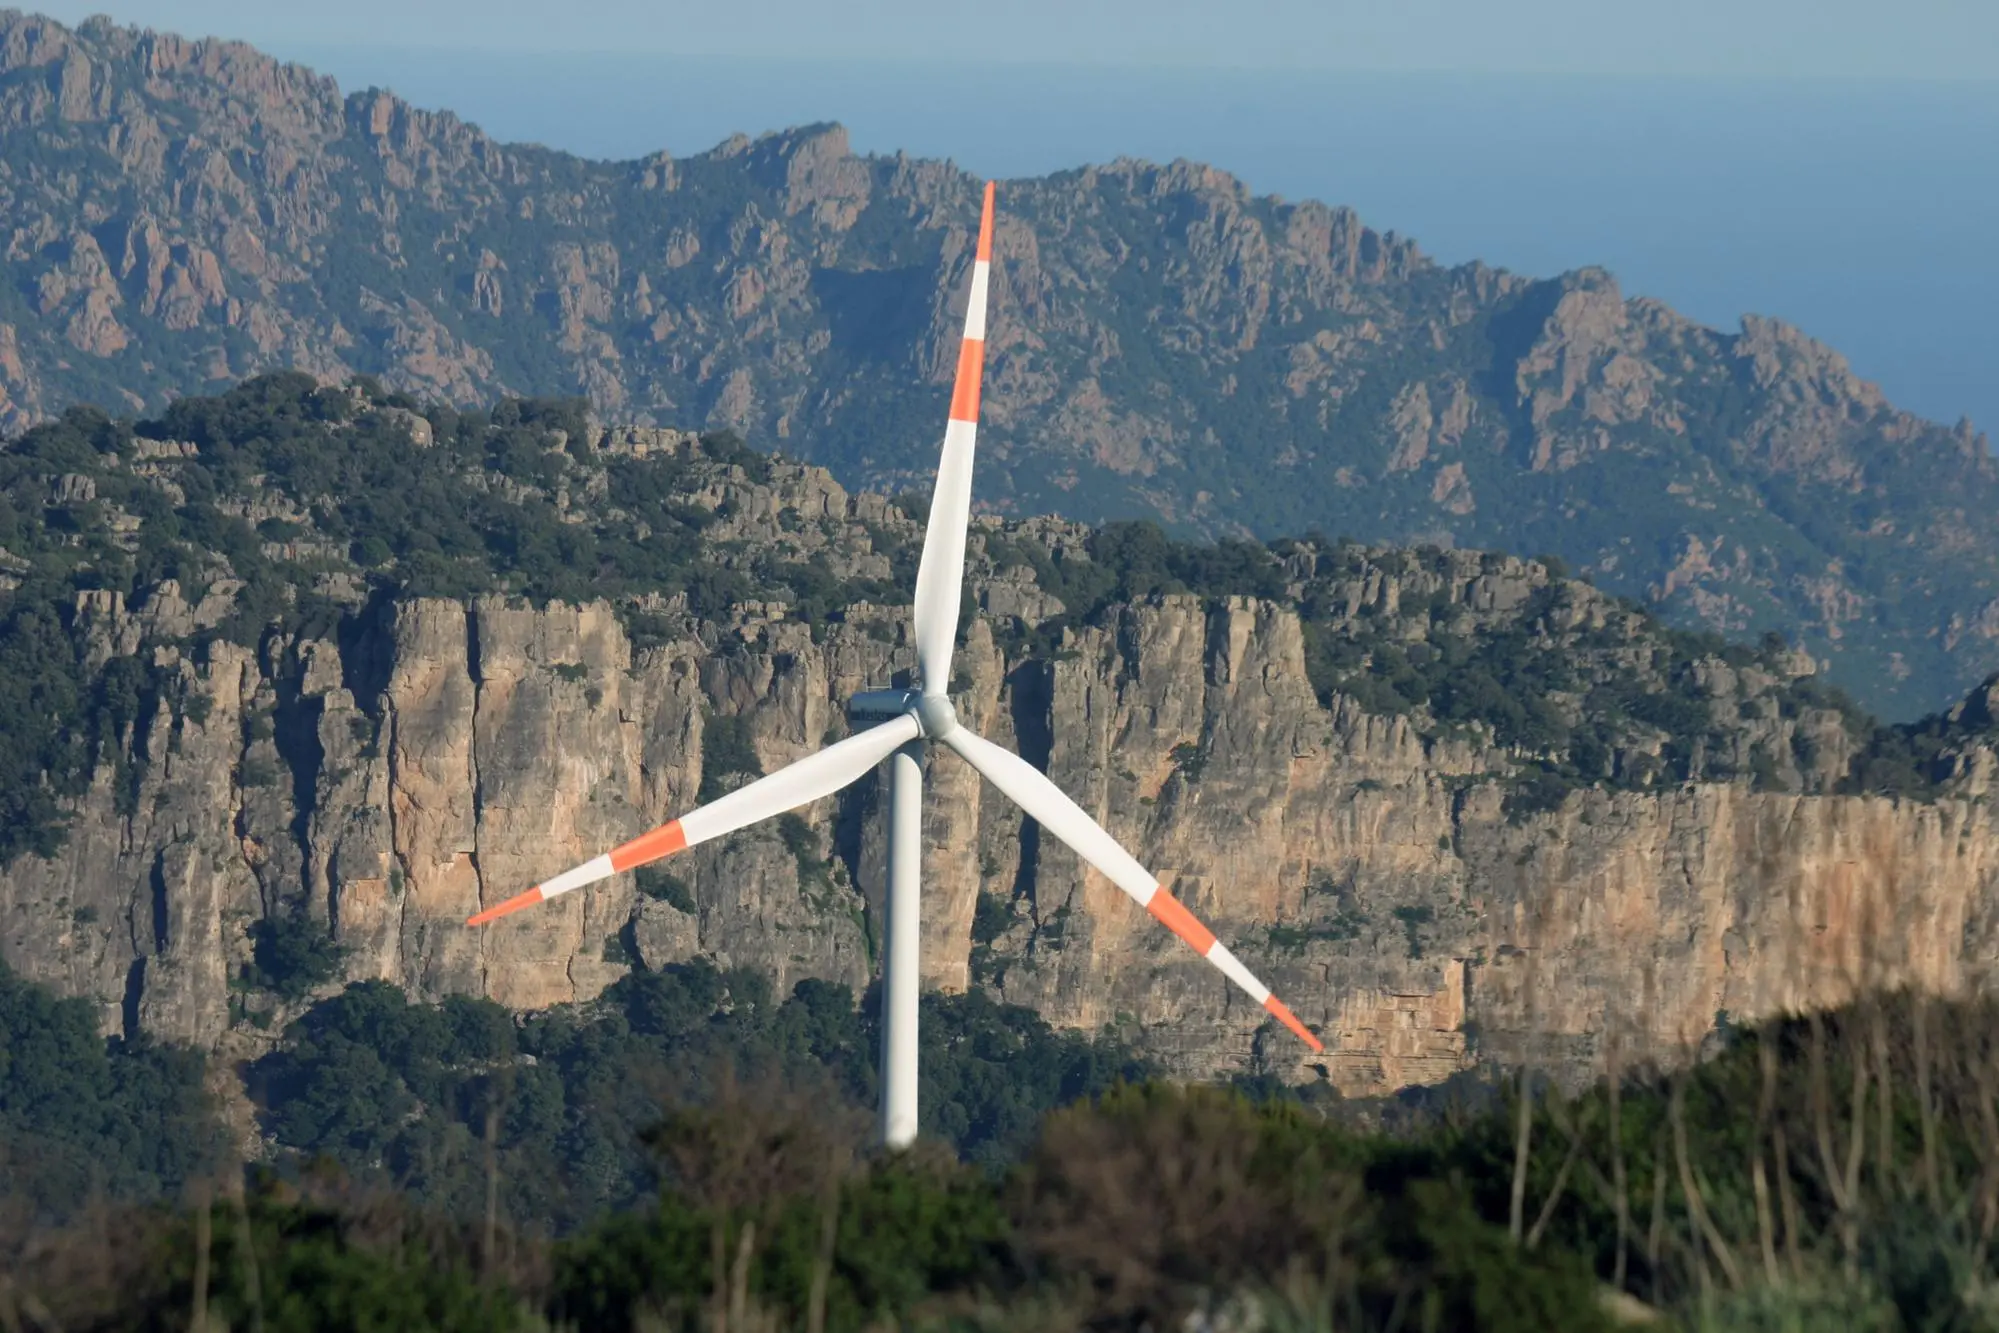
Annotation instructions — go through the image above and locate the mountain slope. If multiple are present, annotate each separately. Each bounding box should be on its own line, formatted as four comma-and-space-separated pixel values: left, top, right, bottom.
2, 11, 1996, 716
2, 375, 1996, 1093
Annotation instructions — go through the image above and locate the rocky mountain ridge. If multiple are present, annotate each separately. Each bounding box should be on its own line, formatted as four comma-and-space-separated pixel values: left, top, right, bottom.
3, 380, 1996, 1096
1, 10, 1997, 716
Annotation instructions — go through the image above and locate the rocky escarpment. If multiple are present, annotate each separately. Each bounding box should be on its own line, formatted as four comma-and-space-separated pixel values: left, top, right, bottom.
1, 12, 1996, 716
4, 408, 1996, 1096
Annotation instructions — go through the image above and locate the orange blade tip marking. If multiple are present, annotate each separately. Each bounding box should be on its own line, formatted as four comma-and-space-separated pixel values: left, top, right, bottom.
1145, 888, 1219, 957
977, 181, 995, 261
1264, 995, 1324, 1053
948, 337, 984, 424
467, 885, 544, 927
608, 819, 688, 873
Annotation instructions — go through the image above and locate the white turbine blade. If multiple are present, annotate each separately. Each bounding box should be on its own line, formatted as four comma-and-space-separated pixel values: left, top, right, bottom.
469, 713, 922, 926
911, 180, 995, 698
943, 729, 1323, 1052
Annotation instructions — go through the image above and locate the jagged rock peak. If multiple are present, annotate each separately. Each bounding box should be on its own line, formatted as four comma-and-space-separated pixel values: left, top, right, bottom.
1, 8, 1996, 721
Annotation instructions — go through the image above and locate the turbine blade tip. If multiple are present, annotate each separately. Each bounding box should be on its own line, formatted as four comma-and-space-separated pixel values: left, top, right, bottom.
1264, 995, 1324, 1054
466, 886, 544, 927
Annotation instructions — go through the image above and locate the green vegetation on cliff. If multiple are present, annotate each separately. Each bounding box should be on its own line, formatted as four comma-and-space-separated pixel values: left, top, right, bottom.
0, 377, 859, 863
2, 373, 1992, 868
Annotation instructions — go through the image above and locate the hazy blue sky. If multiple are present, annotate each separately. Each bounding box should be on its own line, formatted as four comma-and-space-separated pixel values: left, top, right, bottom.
30, 0, 1999, 77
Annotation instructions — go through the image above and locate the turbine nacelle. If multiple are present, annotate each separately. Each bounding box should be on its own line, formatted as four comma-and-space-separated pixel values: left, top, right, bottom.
845, 687, 960, 741
847, 688, 919, 721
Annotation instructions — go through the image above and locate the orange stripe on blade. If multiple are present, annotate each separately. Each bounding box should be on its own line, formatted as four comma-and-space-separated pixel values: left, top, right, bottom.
467, 885, 544, 927
948, 337, 984, 424
976, 181, 995, 262
1263, 994, 1325, 1053
608, 819, 688, 872
1145, 887, 1218, 956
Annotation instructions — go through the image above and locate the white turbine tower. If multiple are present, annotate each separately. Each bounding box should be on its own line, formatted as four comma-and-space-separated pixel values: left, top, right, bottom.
467, 182, 1324, 1148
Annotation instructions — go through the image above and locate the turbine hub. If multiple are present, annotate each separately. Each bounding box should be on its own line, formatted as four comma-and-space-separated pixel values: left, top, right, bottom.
914, 693, 959, 740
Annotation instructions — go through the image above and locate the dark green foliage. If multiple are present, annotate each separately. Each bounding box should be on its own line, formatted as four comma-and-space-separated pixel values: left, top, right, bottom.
0, 580, 177, 862
247, 967, 1149, 1235
1426, 993, 1999, 1328
1503, 765, 1578, 823
775, 812, 815, 861
633, 864, 697, 913
1841, 711, 1963, 799
0, 602, 99, 861
0, 957, 223, 1223
1008, 1083, 1611, 1332
691, 427, 772, 482
987, 519, 1287, 656
1391, 903, 1434, 958
783, 1156, 1012, 1324
88, 376, 785, 623
547, 1079, 1606, 1331
1170, 740, 1207, 782
917, 988, 1153, 1173
250, 916, 348, 999
698, 712, 762, 802
126, 1183, 538, 1333
776, 811, 836, 891
969, 892, 1012, 947
252, 978, 653, 1231
967, 892, 1015, 986
548, 1145, 1014, 1333
11, 950, 1999, 1329
1265, 909, 1365, 952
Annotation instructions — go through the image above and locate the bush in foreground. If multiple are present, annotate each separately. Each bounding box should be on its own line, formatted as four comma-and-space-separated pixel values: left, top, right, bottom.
10, 989, 1999, 1330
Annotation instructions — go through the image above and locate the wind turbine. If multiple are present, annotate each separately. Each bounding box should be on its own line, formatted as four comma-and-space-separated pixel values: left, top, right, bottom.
466, 182, 1324, 1148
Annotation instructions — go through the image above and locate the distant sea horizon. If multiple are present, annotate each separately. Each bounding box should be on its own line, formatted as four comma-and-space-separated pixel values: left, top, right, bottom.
276, 45, 1999, 444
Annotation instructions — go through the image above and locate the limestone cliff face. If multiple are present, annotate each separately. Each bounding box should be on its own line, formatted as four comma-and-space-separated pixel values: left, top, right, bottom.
7, 558, 1995, 1096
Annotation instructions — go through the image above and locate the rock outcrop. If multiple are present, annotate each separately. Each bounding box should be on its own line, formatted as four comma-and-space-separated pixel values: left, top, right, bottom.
2, 12, 1997, 717
5, 436, 1995, 1098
